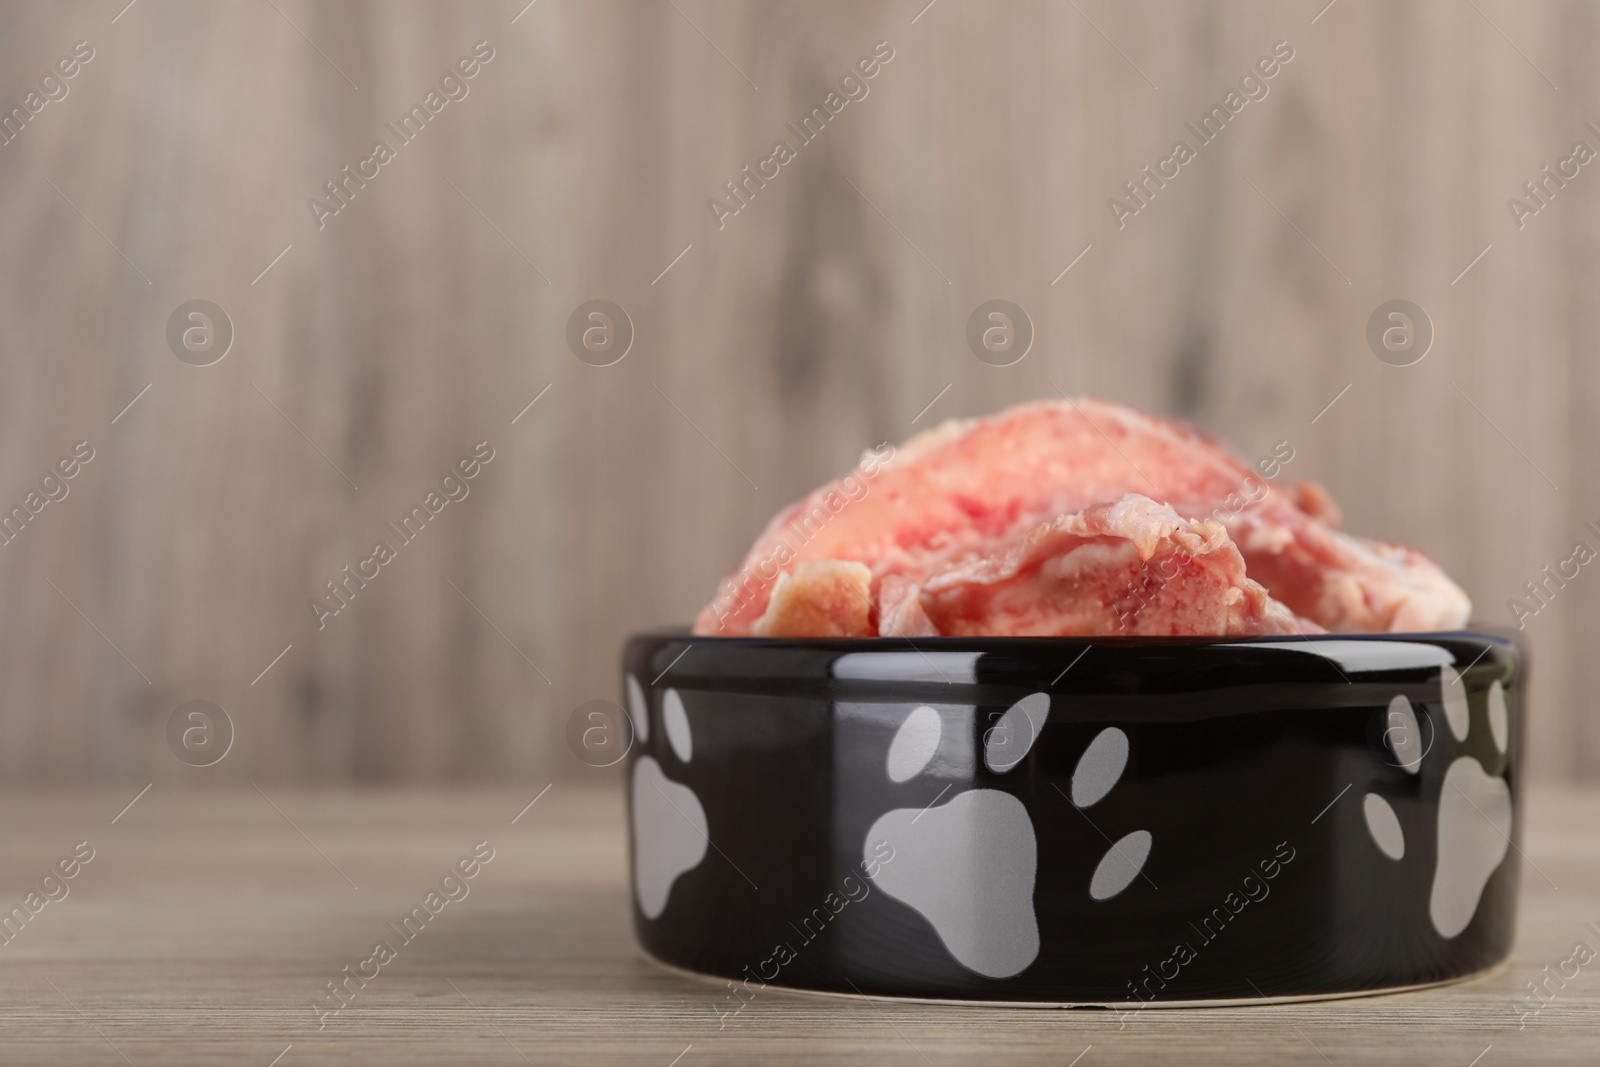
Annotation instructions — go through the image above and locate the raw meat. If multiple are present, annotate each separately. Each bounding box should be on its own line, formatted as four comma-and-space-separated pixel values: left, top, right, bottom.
911, 495, 1310, 637
752, 560, 874, 638
693, 398, 1469, 638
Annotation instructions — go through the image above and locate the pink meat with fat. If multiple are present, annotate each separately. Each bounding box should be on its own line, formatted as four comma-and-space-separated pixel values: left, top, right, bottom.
906, 495, 1310, 637
693, 398, 1470, 637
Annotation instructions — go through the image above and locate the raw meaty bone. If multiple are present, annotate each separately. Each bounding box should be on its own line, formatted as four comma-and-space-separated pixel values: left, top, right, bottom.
897, 495, 1311, 638
694, 398, 1470, 638
744, 496, 1314, 638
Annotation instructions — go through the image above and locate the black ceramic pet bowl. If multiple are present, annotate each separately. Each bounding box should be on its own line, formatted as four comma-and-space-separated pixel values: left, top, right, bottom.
621, 631, 1523, 1006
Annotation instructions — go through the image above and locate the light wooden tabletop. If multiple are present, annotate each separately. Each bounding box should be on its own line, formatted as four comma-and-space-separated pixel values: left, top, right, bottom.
0, 783, 1595, 1065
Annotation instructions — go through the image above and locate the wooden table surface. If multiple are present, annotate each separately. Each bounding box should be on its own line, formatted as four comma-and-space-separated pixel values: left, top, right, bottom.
1, 783, 1597, 1066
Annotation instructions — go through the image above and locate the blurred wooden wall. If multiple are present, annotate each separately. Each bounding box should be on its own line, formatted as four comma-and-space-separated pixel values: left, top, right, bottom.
0, 0, 1594, 783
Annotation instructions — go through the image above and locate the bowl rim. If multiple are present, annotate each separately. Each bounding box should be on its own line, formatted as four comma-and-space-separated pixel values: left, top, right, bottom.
628, 626, 1523, 647
623, 628, 1523, 704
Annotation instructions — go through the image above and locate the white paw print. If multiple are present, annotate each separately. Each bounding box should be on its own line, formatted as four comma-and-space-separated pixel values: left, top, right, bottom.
1067, 725, 1154, 902
627, 678, 709, 919
865, 694, 1153, 979
1362, 669, 1513, 938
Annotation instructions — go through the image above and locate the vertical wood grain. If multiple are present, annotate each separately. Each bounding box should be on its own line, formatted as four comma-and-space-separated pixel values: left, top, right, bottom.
0, 0, 1592, 782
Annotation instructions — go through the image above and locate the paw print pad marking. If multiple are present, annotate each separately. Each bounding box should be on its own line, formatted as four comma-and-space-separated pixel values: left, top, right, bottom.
866, 695, 1044, 979
1071, 727, 1129, 807
1089, 830, 1152, 901
1362, 793, 1405, 860
663, 689, 692, 762
1068, 727, 1152, 901
1487, 681, 1508, 752
1362, 671, 1514, 939
626, 675, 650, 742
865, 693, 1159, 978
1441, 668, 1468, 741
1383, 695, 1425, 774
630, 682, 709, 920
868, 790, 1040, 979
888, 706, 942, 782
983, 693, 1049, 773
